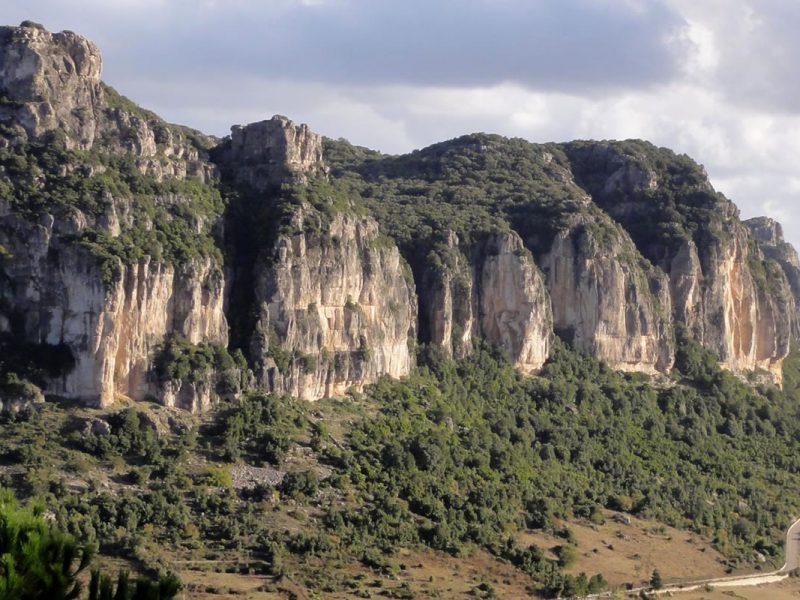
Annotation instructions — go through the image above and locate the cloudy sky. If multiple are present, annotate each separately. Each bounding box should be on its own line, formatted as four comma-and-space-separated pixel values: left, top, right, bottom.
6, 0, 800, 246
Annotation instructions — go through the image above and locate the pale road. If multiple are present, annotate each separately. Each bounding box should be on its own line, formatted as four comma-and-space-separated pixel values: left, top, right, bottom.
780, 516, 800, 573
582, 516, 800, 599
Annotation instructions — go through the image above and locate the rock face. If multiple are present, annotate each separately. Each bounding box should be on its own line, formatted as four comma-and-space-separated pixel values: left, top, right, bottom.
539, 212, 674, 374
160, 371, 220, 413
251, 206, 417, 400
565, 141, 793, 383
0, 21, 102, 147
421, 230, 552, 372
217, 117, 417, 401
0, 23, 227, 408
0, 22, 217, 181
746, 217, 800, 339
223, 116, 325, 188
420, 231, 476, 360
2, 22, 799, 409
668, 230, 792, 381
0, 198, 227, 406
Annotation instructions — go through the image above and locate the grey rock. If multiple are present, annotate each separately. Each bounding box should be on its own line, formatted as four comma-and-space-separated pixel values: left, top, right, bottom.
222, 115, 325, 188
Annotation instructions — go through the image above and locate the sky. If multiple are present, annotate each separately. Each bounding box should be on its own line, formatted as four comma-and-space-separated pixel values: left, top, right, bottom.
5, 0, 800, 247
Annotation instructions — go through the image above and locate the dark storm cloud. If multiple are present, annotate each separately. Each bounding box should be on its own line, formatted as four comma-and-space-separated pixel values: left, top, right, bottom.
5, 0, 689, 93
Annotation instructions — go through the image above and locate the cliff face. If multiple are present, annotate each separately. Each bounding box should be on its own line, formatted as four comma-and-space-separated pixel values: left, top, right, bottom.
0, 22, 102, 148
564, 141, 793, 383
0, 22, 217, 181
421, 230, 552, 372
745, 217, 800, 339
0, 22, 228, 408
539, 212, 674, 374
250, 207, 416, 400
2, 21, 799, 409
223, 116, 325, 188
668, 230, 792, 380
420, 232, 476, 360
0, 197, 227, 407
220, 118, 417, 401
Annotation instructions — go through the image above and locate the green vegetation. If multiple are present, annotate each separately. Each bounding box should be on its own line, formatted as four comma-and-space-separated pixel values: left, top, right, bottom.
0, 489, 179, 600
154, 335, 247, 395
290, 175, 362, 220
650, 568, 663, 590
206, 392, 299, 465
2, 329, 798, 596
0, 373, 41, 404
564, 139, 740, 265
0, 488, 93, 599
0, 139, 225, 286
324, 134, 584, 264
101, 84, 215, 153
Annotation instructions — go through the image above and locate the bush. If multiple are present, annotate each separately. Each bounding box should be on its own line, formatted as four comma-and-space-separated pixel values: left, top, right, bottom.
280, 471, 319, 500
201, 466, 232, 488
556, 544, 577, 568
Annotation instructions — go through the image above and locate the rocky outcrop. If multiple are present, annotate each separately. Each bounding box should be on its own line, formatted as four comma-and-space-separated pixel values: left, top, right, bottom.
219, 116, 416, 401
251, 206, 416, 400
0, 198, 228, 407
222, 116, 325, 188
0, 375, 44, 413
565, 142, 793, 383
160, 373, 219, 413
2, 21, 799, 408
421, 230, 552, 372
539, 211, 674, 374
668, 230, 792, 381
99, 101, 217, 183
0, 21, 102, 148
0, 23, 227, 408
0, 22, 216, 183
745, 217, 800, 339
420, 232, 476, 359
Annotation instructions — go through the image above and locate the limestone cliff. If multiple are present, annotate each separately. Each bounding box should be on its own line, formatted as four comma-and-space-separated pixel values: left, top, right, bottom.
745, 217, 800, 339
222, 116, 325, 188
420, 229, 552, 372
0, 22, 228, 408
3, 20, 799, 409
0, 22, 217, 181
0, 21, 102, 148
0, 197, 227, 406
538, 210, 674, 374
565, 141, 793, 382
217, 117, 416, 400
667, 230, 791, 381
332, 135, 674, 377
250, 205, 416, 400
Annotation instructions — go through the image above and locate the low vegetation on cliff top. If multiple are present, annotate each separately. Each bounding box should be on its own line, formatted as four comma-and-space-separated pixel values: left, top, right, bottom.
0, 138, 224, 285
1, 333, 798, 597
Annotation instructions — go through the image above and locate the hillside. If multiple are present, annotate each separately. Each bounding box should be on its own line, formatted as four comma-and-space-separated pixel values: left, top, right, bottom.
1, 20, 800, 599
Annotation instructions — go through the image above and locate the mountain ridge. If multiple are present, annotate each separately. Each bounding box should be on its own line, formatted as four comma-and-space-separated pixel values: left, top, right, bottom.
0, 21, 796, 411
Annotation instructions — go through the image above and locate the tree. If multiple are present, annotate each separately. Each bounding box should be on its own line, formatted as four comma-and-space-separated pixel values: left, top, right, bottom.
0, 490, 180, 600
0, 490, 93, 600
650, 568, 663, 590
556, 544, 577, 568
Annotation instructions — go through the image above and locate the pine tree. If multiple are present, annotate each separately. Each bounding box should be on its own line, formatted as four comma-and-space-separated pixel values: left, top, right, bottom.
650, 568, 663, 590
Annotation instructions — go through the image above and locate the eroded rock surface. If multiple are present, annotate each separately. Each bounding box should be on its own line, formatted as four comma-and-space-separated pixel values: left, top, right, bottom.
539, 211, 674, 374
251, 206, 416, 400
421, 230, 552, 372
